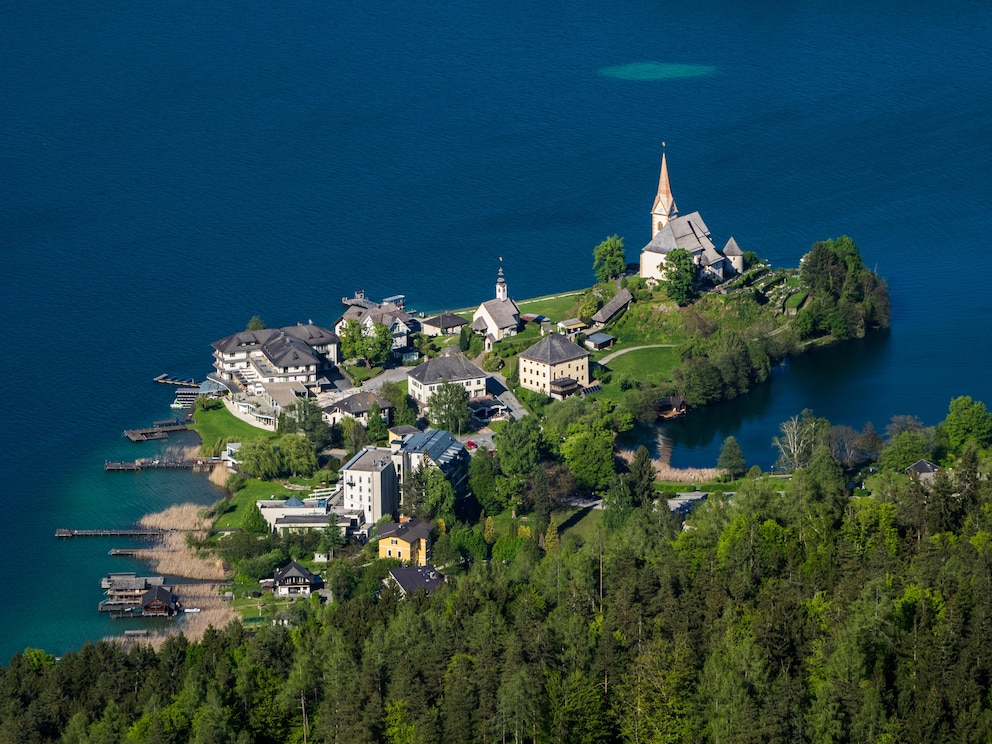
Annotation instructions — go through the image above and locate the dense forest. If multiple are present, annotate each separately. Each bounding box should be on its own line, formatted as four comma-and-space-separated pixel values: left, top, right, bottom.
5, 394, 992, 743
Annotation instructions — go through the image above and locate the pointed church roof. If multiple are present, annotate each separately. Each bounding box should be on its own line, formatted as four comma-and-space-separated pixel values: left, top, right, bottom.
651, 151, 678, 221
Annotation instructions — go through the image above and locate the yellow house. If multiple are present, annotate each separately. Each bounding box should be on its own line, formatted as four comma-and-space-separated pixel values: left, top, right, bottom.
377, 517, 433, 566
518, 332, 590, 400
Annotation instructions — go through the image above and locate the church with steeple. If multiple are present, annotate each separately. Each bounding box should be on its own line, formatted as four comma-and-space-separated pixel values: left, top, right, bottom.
471, 260, 521, 348
639, 150, 744, 283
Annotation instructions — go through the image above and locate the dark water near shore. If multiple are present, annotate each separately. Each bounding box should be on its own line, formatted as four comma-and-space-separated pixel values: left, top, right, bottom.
2, 0, 990, 661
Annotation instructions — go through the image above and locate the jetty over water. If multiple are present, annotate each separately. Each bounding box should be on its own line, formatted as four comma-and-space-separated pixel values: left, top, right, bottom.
55, 528, 168, 538
153, 373, 200, 387
123, 422, 189, 442
105, 458, 216, 472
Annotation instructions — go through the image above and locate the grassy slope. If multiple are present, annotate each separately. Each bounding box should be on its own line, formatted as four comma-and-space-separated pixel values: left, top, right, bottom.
189, 405, 277, 453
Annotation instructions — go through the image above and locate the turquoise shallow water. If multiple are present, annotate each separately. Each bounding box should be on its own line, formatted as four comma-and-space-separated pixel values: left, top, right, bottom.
2, 0, 991, 661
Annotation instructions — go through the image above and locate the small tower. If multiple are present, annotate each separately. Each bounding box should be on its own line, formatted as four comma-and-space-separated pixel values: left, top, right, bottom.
495, 259, 508, 301
651, 148, 678, 237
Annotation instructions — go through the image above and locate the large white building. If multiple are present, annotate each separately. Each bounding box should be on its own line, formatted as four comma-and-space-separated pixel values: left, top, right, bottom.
339, 446, 399, 525
639, 151, 745, 283
407, 355, 489, 408
211, 324, 340, 393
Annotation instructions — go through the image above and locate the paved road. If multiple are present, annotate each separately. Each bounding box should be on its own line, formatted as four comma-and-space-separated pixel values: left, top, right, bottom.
598, 343, 674, 365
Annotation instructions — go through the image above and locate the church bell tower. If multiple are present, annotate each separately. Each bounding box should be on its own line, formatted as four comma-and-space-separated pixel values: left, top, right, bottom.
495, 259, 508, 301
651, 148, 678, 237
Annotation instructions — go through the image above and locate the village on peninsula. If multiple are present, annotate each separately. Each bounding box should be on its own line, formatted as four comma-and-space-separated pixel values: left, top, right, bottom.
88, 151, 890, 630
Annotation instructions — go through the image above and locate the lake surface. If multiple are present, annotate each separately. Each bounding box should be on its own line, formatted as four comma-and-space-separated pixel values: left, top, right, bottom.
2, 0, 990, 661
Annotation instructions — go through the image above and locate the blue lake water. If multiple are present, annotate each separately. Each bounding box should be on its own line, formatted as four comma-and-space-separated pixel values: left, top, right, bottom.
2, 0, 991, 661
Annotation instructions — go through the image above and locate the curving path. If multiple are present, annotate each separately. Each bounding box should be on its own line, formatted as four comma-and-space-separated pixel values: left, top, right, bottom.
597, 343, 674, 365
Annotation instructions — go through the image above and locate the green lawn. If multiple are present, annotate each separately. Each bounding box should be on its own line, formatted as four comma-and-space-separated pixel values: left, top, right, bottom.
189, 405, 277, 454
600, 346, 679, 385
515, 292, 584, 322
213, 478, 301, 530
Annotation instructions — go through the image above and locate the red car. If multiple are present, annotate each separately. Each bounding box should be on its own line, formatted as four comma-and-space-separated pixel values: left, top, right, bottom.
466, 440, 477, 449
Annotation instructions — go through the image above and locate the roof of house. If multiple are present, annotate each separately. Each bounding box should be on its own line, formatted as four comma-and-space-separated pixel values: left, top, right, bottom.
408, 355, 487, 386
340, 446, 394, 473
397, 429, 468, 473
273, 560, 318, 584
378, 517, 433, 543
519, 332, 590, 365
388, 565, 445, 596
477, 297, 520, 330
141, 585, 177, 609
260, 381, 310, 409
586, 332, 615, 345
261, 333, 321, 368
339, 302, 412, 329
592, 287, 634, 324
212, 326, 338, 357
282, 324, 340, 346
422, 313, 469, 331
324, 390, 392, 416
641, 211, 715, 256
558, 318, 585, 329
906, 459, 939, 476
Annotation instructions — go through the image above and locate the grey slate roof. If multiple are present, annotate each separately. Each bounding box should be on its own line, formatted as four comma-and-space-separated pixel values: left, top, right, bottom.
378, 517, 433, 543
591, 287, 634, 324
282, 324, 340, 347
340, 446, 394, 473
274, 560, 318, 584
261, 334, 320, 368
388, 565, 445, 596
211, 328, 281, 354
324, 391, 392, 416
722, 236, 743, 256
408, 355, 487, 386
641, 211, 715, 256
422, 313, 469, 331
519, 332, 590, 365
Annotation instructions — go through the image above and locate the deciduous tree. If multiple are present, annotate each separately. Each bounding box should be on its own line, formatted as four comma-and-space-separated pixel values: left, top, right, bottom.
593, 234, 626, 282
662, 248, 698, 306
428, 382, 471, 435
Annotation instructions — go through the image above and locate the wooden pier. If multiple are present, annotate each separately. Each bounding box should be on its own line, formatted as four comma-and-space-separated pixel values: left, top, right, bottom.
108, 548, 138, 556
105, 458, 218, 472
55, 528, 168, 538
123, 423, 188, 442
154, 374, 200, 387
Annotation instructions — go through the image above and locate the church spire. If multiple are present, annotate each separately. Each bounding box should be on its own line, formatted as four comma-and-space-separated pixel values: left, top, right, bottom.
651, 146, 678, 237
495, 257, 508, 301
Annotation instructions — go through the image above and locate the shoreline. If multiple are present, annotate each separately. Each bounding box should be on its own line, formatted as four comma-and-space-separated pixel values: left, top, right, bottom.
123, 502, 237, 649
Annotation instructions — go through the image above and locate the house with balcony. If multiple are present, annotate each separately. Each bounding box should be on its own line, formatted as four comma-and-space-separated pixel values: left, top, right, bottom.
272, 561, 321, 597
210, 324, 339, 394
518, 332, 591, 400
